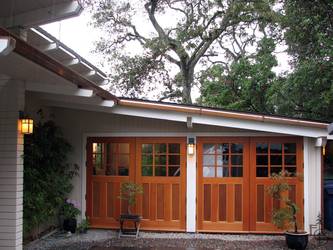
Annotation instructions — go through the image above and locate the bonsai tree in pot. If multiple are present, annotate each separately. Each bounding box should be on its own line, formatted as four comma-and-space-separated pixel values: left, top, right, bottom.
267, 171, 308, 250
119, 182, 143, 216
61, 199, 81, 233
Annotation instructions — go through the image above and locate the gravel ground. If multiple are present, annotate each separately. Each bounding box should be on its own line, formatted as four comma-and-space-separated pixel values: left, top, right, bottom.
24, 229, 330, 250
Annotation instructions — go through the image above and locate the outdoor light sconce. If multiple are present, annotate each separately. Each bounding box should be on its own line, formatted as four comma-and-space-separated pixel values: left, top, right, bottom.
19, 111, 33, 135
187, 137, 195, 155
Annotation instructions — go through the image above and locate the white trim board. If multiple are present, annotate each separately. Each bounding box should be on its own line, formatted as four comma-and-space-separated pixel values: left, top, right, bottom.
110, 106, 328, 138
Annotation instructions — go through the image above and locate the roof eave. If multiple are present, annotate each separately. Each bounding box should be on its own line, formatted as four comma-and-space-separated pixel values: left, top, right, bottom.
0, 27, 119, 103
118, 99, 329, 130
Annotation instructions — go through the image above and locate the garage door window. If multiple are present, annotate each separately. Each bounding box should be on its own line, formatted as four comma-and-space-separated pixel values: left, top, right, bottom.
141, 143, 181, 177
202, 143, 243, 177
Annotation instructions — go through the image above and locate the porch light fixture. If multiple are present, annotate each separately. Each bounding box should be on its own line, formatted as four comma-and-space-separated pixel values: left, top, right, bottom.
187, 137, 195, 155
19, 111, 33, 135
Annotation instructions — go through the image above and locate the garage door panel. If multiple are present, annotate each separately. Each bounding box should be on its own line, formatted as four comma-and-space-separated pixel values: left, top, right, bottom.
136, 138, 186, 231
249, 138, 304, 232
197, 138, 249, 231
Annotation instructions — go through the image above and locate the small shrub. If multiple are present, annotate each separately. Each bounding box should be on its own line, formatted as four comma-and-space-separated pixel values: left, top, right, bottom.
119, 182, 143, 214
77, 218, 90, 233
61, 199, 81, 219
266, 171, 300, 232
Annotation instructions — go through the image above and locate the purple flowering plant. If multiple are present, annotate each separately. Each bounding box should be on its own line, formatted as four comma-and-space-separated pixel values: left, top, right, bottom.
62, 199, 81, 219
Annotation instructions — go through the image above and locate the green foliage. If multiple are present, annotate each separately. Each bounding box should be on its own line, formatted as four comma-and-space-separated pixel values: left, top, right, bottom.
270, 0, 333, 121
86, 0, 279, 103
266, 171, 299, 232
61, 199, 81, 219
200, 37, 278, 113
119, 182, 143, 214
77, 218, 90, 233
24, 116, 78, 238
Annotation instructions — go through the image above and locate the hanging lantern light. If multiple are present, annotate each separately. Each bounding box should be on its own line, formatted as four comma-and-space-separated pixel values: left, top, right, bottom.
187, 137, 195, 155
19, 112, 33, 134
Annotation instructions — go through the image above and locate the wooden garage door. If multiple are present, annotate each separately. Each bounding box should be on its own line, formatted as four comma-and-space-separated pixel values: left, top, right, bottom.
249, 137, 304, 232
86, 138, 136, 228
197, 137, 250, 232
86, 137, 186, 231
197, 137, 304, 233
135, 138, 186, 231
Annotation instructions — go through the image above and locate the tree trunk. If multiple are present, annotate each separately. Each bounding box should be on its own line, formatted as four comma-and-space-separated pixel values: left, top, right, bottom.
181, 64, 194, 104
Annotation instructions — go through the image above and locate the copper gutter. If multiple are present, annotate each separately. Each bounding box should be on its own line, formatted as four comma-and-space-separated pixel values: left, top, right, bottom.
119, 99, 328, 129
0, 27, 119, 103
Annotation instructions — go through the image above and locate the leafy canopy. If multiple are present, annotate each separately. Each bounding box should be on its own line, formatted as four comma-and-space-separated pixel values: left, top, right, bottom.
86, 0, 279, 103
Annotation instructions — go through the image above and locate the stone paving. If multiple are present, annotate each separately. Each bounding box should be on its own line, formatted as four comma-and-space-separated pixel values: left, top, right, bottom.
24, 229, 331, 250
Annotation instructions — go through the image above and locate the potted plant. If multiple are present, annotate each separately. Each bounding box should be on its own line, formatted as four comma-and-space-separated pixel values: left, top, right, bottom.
77, 218, 90, 234
267, 171, 308, 250
118, 182, 143, 237
62, 199, 81, 233
119, 182, 143, 215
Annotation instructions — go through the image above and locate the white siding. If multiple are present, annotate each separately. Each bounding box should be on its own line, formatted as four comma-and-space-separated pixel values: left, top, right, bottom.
0, 80, 24, 250
303, 137, 322, 232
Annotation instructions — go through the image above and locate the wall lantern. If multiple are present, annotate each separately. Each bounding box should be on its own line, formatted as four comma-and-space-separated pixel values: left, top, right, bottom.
19, 112, 33, 135
187, 137, 195, 155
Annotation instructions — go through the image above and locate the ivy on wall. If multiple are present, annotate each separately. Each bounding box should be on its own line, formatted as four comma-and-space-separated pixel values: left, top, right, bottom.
23, 114, 78, 239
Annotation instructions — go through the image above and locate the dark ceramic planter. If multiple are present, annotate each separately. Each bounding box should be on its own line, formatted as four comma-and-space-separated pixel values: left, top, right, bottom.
285, 231, 309, 250
63, 218, 77, 233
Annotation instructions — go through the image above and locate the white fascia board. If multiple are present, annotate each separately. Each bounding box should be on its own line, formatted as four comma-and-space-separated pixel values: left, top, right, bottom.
111, 106, 186, 123
38, 92, 115, 108
83, 71, 96, 78
37, 43, 58, 52
62, 58, 80, 67
111, 106, 328, 138
26, 82, 93, 97
192, 115, 327, 138
3, 1, 83, 28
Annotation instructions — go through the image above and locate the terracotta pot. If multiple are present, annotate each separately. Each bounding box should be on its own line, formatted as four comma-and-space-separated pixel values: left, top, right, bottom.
285, 231, 309, 250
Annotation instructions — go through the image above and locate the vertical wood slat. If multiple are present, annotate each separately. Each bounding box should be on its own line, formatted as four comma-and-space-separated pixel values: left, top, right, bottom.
157, 184, 164, 219
150, 183, 157, 221
211, 184, 218, 222
204, 184, 211, 221
227, 184, 234, 222
234, 184, 242, 221
93, 182, 100, 217
164, 184, 171, 221
265, 190, 272, 223
107, 182, 114, 218
257, 185, 264, 222
289, 185, 296, 203
142, 183, 150, 219
172, 184, 180, 220
114, 182, 121, 219
218, 184, 227, 221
